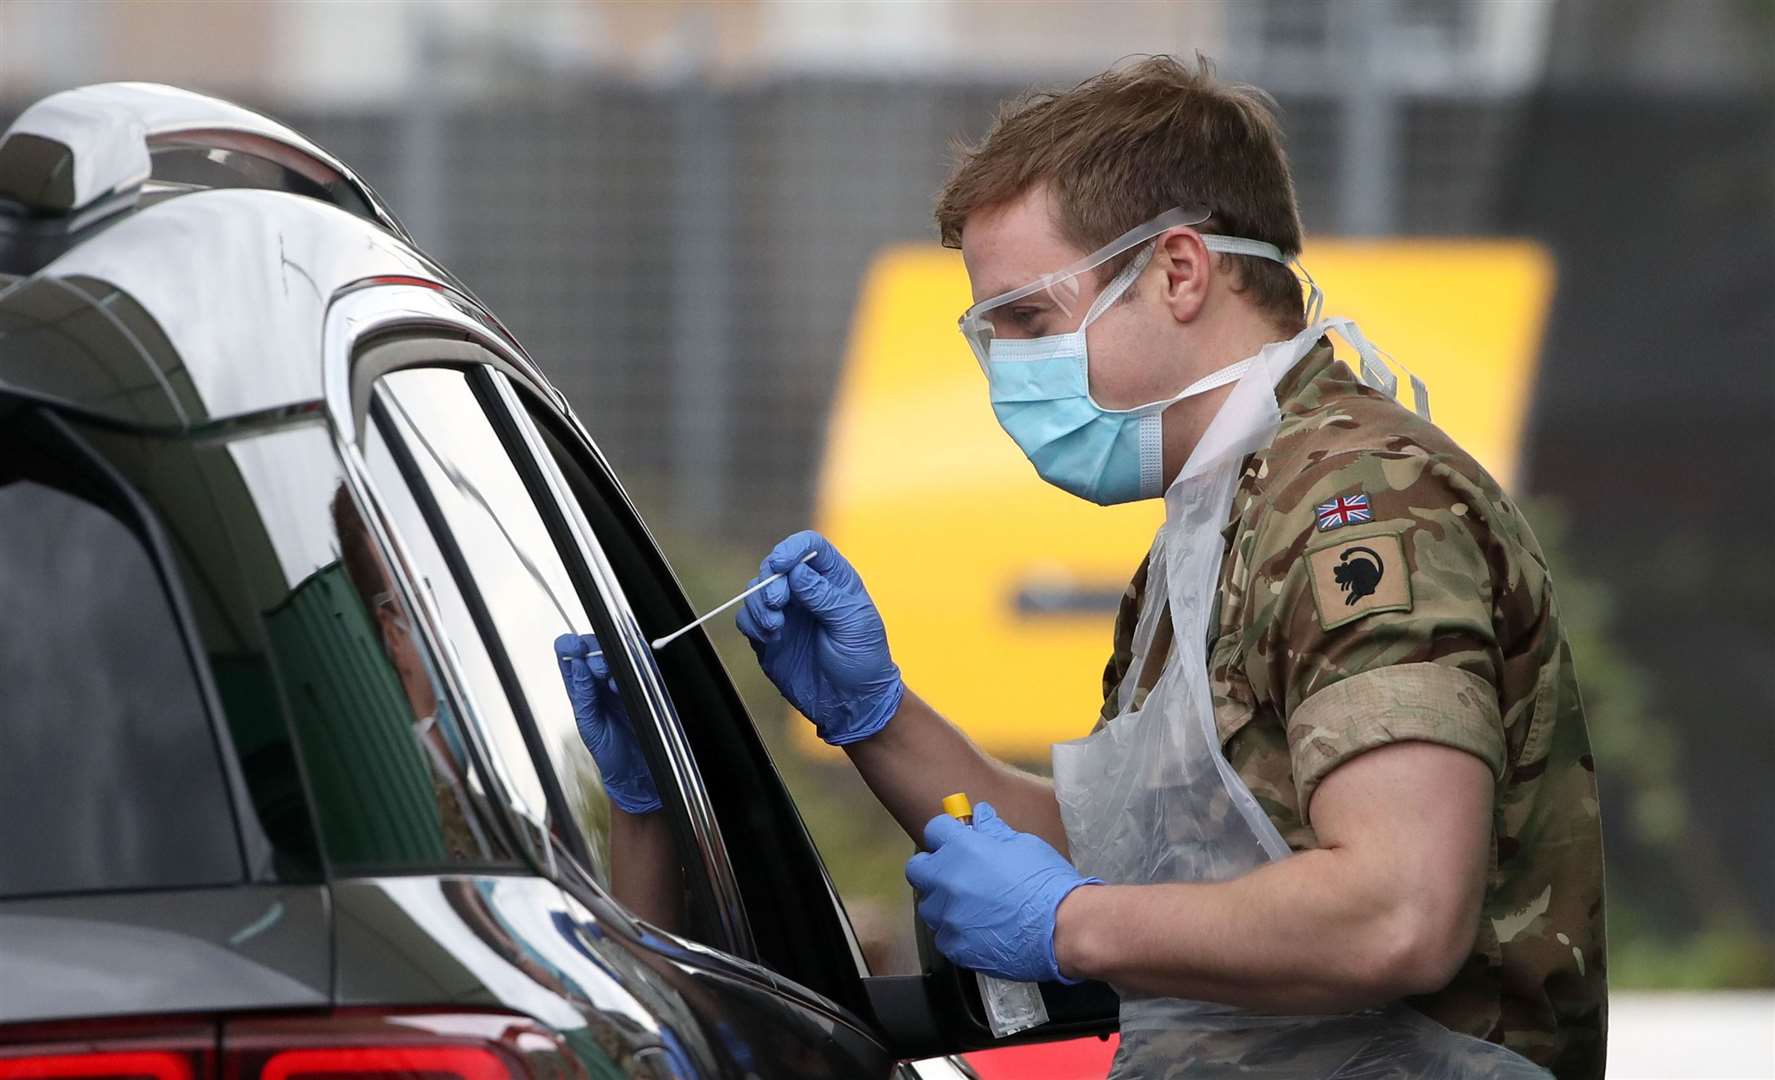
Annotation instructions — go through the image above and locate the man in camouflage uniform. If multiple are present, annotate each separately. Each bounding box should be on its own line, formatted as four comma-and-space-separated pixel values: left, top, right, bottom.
736, 56, 1605, 1078
1096, 342, 1605, 1074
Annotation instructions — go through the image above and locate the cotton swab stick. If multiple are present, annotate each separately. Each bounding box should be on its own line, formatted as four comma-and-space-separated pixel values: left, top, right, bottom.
650, 549, 817, 651
566, 549, 819, 659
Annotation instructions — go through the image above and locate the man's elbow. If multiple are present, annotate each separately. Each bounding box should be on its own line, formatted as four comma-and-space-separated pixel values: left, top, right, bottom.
1362, 899, 1479, 1000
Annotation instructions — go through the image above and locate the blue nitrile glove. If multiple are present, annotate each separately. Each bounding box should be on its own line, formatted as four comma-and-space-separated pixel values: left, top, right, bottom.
554, 632, 662, 815
734, 530, 904, 746
904, 801, 1102, 984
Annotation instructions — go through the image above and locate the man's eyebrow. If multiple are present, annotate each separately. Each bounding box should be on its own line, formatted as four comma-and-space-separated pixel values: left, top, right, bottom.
976, 279, 1048, 304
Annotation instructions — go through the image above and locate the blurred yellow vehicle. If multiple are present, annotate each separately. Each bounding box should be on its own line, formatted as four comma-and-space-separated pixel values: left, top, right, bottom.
806, 241, 1554, 761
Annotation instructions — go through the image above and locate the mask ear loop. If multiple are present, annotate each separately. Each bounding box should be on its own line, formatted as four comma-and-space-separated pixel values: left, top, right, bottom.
1079, 241, 1157, 328
1332, 317, 1433, 422
1385, 346, 1432, 421
1290, 255, 1429, 419
1292, 256, 1325, 325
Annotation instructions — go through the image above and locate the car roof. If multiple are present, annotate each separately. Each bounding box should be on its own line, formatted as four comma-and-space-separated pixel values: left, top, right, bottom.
0, 83, 531, 431
10, 188, 459, 425
1, 82, 410, 241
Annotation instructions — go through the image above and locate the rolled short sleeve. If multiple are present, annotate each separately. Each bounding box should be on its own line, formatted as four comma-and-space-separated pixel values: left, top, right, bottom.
1241, 447, 1511, 822
1288, 662, 1505, 816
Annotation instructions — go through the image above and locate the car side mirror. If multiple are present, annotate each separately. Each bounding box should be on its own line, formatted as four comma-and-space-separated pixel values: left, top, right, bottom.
859, 906, 1119, 1059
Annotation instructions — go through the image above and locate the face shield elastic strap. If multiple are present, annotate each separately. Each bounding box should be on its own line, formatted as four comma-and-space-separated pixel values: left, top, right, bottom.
1081, 234, 1303, 336
1226, 248, 1420, 416
1205, 235, 1326, 326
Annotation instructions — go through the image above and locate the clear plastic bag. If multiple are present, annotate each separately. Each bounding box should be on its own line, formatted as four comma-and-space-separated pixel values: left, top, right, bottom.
977, 970, 1048, 1038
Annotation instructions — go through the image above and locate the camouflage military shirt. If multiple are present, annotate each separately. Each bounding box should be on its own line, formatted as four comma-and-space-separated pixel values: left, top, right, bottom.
1097, 342, 1607, 1079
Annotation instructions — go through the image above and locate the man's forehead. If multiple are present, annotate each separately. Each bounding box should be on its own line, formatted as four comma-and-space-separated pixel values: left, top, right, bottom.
960, 190, 1087, 303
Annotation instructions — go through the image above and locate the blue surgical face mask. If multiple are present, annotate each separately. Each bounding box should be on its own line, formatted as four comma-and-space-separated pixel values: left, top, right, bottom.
984, 236, 1286, 505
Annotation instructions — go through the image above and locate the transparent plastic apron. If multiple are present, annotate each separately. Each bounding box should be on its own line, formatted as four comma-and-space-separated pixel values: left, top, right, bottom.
1051, 321, 1550, 1079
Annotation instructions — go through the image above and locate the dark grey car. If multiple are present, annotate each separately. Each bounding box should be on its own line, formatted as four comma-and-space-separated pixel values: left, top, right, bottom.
0, 84, 1116, 1077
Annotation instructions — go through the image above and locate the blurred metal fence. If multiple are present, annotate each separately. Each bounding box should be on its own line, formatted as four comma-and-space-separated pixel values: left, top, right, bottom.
273, 77, 1523, 555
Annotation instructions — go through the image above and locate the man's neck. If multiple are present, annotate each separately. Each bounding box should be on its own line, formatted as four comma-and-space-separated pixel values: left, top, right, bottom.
1156, 316, 1299, 490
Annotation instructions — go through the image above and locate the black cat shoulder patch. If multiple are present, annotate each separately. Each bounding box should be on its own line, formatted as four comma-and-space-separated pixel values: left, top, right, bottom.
1304, 530, 1412, 631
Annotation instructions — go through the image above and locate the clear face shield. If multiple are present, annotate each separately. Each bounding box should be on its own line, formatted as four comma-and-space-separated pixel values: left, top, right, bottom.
956, 205, 1319, 374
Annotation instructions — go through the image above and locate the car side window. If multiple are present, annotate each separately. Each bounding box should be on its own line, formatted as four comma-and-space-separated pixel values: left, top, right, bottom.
225, 427, 506, 873
368, 367, 642, 891
74, 418, 515, 877
0, 410, 239, 897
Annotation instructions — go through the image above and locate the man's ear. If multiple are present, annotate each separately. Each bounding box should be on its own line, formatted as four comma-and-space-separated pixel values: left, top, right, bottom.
1154, 227, 1212, 323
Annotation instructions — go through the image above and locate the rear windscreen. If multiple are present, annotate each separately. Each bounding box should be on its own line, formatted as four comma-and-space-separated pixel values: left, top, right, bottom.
0, 410, 240, 897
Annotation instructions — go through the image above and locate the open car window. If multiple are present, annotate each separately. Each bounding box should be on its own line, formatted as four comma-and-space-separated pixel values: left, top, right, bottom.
362, 362, 731, 949
511, 392, 878, 1017
373, 370, 595, 856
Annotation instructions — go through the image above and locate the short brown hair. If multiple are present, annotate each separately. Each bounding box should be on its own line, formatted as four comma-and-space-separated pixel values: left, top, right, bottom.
936, 55, 1306, 332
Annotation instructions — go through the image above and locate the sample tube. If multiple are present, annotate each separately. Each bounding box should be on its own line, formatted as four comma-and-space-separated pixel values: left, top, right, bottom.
942, 792, 1050, 1039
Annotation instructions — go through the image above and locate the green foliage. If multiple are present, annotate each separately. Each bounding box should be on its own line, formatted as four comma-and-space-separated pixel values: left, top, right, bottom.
1607, 906, 1775, 990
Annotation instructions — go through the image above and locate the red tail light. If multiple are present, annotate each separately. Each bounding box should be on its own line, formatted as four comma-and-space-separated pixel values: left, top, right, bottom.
0, 1050, 197, 1080
256, 1048, 506, 1080
0, 1014, 577, 1080
0, 1020, 214, 1080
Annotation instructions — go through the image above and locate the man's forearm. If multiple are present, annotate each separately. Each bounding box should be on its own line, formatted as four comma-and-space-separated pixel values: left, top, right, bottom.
844, 688, 1070, 853
609, 808, 684, 932
1051, 846, 1472, 1013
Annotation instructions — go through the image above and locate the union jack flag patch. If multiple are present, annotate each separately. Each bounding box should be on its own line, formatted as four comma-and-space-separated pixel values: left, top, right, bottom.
1315, 493, 1373, 532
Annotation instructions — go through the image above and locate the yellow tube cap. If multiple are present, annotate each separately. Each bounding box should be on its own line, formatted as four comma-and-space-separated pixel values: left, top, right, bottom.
942, 792, 973, 820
